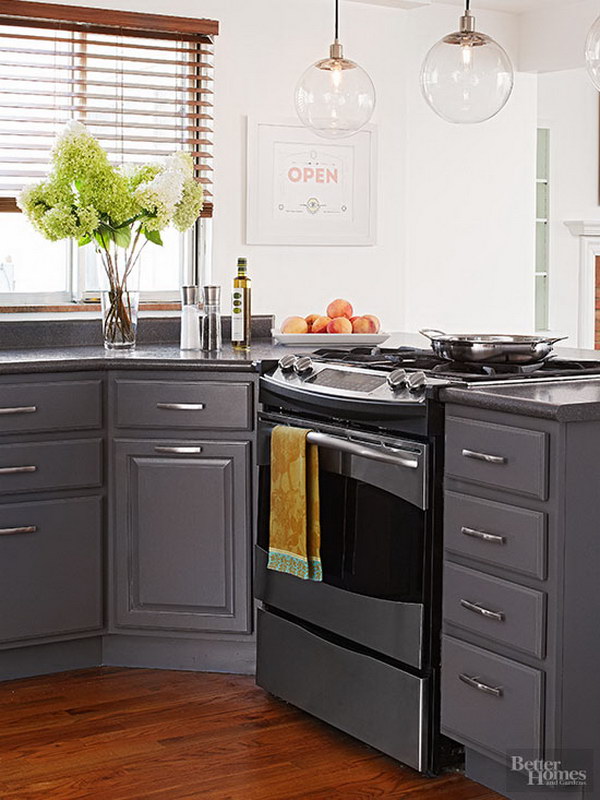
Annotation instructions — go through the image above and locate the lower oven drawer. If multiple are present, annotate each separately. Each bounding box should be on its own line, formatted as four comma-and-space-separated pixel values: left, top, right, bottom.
256, 608, 428, 772
255, 546, 424, 669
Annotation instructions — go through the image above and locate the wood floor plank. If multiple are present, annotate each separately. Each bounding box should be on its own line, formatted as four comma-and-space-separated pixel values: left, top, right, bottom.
0, 668, 506, 799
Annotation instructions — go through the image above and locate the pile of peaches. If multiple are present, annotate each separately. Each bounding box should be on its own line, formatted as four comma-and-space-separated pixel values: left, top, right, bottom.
281, 298, 381, 335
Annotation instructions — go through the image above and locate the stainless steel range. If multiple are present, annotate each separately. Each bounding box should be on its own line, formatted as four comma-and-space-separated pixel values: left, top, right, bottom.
255, 346, 600, 776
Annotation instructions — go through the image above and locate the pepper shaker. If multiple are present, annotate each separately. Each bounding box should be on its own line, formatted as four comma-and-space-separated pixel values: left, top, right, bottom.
201, 285, 222, 352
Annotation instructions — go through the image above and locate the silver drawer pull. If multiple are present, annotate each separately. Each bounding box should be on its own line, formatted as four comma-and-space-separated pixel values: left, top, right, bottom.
0, 465, 37, 475
459, 673, 503, 698
154, 446, 203, 455
156, 402, 205, 411
462, 448, 507, 465
0, 406, 37, 416
460, 599, 505, 622
461, 526, 506, 545
0, 525, 37, 535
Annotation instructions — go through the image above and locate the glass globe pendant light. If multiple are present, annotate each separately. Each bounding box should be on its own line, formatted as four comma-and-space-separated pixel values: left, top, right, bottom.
585, 14, 600, 90
294, 0, 375, 138
420, 0, 514, 124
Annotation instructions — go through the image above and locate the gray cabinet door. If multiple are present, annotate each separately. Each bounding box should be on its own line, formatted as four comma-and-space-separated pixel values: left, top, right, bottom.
113, 438, 251, 634
0, 496, 103, 644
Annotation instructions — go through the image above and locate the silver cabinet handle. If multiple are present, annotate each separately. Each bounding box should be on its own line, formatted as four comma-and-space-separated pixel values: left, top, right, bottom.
0, 525, 37, 535
0, 465, 37, 475
460, 599, 505, 622
154, 446, 203, 455
462, 448, 507, 465
461, 526, 506, 545
0, 406, 37, 416
156, 402, 205, 411
459, 673, 503, 698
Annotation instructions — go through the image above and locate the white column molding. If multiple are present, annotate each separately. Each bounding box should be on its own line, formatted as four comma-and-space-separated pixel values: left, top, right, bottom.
565, 220, 600, 348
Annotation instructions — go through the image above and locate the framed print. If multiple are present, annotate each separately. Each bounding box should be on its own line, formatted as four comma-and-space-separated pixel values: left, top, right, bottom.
246, 118, 377, 246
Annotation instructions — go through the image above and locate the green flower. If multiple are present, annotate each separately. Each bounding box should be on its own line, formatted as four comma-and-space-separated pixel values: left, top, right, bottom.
173, 179, 204, 232
18, 122, 204, 247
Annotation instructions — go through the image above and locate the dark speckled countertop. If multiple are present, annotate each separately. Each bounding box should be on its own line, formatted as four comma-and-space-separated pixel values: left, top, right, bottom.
0, 340, 289, 374
440, 379, 600, 422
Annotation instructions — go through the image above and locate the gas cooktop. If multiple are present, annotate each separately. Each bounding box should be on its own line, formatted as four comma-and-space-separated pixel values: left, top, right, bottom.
311, 346, 600, 382
261, 346, 600, 410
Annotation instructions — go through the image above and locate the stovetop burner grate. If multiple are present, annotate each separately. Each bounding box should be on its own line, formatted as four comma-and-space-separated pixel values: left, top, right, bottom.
311, 347, 600, 382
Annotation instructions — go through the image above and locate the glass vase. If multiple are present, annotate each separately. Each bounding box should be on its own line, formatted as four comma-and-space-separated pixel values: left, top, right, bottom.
96, 243, 141, 351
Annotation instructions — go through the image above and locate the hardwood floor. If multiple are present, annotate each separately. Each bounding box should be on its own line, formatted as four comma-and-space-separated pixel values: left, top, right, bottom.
0, 668, 504, 800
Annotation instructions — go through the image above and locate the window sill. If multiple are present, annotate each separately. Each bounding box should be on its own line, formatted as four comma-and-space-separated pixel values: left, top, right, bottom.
0, 303, 180, 314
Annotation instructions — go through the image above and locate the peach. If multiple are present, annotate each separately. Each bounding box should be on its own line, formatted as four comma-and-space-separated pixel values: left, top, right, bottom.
349, 316, 360, 324
327, 317, 353, 334
281, 316, 309, 334
363, 314, 381, 333
311, 315, 331, 334
305, 314, 320, 331
326, 298, 353, 320
352, 316, 377, 334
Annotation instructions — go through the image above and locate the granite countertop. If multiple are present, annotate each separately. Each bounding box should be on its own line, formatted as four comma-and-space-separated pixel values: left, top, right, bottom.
0, 340, 290, 374
440, 379, 600, 422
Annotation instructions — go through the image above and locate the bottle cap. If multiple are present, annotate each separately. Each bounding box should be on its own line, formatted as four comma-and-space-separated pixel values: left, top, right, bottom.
237, 257, 247, 272
181, 285, 199, 306
203, 284, 221, 305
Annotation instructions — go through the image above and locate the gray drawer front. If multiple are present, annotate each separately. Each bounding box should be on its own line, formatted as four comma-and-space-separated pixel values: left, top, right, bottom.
445, 491, 547, 580
0, 439, 102, 495
446, 416, 548, 500
0, 496, 103, 643
257, 609, 427, 772
444, 562, 546, 658
441, 636, 543, 762
0, 379, 102, 435
115, 379, 252, 431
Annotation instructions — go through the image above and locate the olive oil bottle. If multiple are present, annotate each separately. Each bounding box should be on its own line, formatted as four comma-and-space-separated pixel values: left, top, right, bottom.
231, 257, 251, 349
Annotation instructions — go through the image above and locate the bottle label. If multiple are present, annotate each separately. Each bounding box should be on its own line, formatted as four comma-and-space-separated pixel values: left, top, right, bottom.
231, 286, 245, 340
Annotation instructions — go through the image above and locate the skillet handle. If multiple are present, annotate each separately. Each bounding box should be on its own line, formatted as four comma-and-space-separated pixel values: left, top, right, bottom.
419, 328, 446, 341
545, 336, 568, 346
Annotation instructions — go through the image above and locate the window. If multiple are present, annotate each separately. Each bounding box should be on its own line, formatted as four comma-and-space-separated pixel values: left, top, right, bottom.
0, 0, 217, 307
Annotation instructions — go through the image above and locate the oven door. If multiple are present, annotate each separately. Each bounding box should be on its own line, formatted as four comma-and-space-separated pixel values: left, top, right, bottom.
255, 412, 429, 669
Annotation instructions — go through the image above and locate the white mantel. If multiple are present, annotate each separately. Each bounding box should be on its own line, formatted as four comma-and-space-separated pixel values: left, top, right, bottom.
565, 220, 600, 348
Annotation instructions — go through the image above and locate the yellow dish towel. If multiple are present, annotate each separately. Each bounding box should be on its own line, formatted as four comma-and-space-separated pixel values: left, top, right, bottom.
267, 425, 322, 581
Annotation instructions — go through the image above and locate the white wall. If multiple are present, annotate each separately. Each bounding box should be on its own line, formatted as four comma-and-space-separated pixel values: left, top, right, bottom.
56, 0, 408, 331
403, 4, 537, 333
537, 68, 600, 342
42, 0, 538, 335
519, 0, 599, 73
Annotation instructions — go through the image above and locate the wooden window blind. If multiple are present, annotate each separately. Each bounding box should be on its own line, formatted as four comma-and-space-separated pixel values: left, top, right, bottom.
0, 1, 218, 217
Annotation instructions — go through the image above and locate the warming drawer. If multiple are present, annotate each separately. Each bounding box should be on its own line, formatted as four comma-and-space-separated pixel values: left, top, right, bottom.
256, 608, 428, 772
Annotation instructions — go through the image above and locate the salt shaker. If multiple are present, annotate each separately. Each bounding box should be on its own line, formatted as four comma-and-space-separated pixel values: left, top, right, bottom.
180, 286, 201, 350
201, 285, 222, 352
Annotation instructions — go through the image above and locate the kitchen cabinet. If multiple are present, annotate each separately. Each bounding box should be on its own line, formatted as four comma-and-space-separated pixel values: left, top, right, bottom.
0, 368, 257, 680
441, 404, 593, 800
113, 438, 251, 633
0, 372, 105, 663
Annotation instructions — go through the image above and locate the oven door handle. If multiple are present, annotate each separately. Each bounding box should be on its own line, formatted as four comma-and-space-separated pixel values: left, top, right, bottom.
306, 431, 419, 470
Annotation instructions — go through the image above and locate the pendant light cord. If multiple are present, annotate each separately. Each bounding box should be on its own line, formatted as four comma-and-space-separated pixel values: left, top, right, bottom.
465, 0, 470, 10
335, 0, 339, 41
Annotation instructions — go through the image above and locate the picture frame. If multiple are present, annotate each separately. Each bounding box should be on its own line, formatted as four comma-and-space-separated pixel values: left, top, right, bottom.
246, 118, 377, 246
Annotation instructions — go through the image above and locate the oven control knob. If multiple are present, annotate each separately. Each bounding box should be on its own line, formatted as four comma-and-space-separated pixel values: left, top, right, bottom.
293, 356, 314, 375
278, 354, 298, 372
387, 369, 407, 390
405, 371, 427, 392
